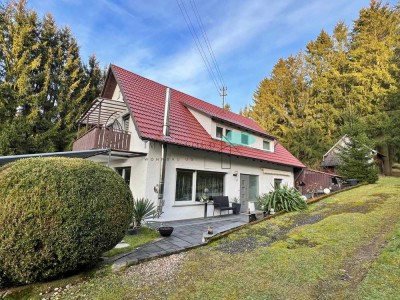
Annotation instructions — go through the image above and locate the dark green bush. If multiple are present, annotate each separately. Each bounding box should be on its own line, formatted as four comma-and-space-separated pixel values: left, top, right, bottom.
0, 157, 133, 287
258, 185, 307, 213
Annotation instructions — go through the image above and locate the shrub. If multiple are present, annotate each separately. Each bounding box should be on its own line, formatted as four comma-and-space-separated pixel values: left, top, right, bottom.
258, 185, 307, 213
132, 198, 156, 227
0, 157, 133, 287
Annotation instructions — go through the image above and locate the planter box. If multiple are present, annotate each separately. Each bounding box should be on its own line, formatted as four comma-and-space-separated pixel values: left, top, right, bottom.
232, 203, 241, 215
348, 179, 358, 186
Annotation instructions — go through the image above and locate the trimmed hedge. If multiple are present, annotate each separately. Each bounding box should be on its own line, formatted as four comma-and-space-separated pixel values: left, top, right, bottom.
0, 157, 133, 287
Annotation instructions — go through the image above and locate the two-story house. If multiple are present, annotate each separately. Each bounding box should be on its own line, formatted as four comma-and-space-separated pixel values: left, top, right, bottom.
72, 65, 305, 221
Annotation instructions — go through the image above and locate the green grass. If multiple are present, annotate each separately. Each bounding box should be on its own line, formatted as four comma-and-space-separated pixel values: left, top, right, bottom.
1, 228, 159, 299
102, 227, 160, 257
3, 177, 400, 300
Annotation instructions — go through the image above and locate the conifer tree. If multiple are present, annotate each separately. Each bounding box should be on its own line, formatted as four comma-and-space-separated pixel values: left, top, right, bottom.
337, 136, 379, 184
0, 0, 104, 155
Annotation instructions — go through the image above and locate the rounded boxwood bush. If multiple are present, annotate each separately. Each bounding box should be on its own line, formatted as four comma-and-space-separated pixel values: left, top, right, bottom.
0, 157, 133, 287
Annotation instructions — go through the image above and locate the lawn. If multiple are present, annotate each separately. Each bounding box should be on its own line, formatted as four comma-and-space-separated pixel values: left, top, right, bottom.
4, 177, 400, 299
102, 227, 160, 257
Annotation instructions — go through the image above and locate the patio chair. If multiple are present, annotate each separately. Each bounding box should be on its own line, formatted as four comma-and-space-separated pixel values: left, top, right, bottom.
212, 196, 234, 216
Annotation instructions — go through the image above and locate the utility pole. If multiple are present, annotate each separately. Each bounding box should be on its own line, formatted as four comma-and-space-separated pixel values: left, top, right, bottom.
220, 86, 227, 108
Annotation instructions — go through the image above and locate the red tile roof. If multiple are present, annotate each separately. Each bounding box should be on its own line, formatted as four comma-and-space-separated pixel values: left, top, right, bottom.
110, 65, 305, 168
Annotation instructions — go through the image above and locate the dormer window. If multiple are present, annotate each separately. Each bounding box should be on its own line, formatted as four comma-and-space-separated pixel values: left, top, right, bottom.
263, 140, 271, 151
216, 126, 223, 138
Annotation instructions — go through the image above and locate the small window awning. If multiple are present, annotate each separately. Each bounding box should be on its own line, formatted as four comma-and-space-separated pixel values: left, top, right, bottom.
78, 97, 128, 125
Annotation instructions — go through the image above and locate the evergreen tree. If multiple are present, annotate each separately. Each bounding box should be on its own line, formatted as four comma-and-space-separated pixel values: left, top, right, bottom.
337, 136, 379, 184
0, 0, 104, 155
247, 0, 400, 171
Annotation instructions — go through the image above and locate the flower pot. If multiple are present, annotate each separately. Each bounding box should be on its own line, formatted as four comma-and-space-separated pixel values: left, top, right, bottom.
232, 202, 241, 215
158, 226, 174, 237
127, 227, 140, 235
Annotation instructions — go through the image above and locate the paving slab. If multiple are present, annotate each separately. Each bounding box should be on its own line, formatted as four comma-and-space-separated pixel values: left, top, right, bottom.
110, 215, 247, 270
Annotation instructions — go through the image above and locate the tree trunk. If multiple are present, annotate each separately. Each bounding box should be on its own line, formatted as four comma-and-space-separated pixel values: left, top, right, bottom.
378, 145, 391, 176
388, 145, 395, 176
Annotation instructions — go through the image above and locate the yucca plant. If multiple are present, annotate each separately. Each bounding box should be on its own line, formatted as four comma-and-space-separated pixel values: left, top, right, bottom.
132, 198, 156, 228
257, 185, 307, 213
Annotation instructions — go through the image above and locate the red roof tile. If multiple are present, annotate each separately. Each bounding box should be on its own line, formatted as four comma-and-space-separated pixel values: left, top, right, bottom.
110, 65, 305, 168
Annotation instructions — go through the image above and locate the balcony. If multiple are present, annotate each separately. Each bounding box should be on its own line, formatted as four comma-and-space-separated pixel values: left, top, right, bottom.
73, 97, 131, 151
73, 126, 131, 151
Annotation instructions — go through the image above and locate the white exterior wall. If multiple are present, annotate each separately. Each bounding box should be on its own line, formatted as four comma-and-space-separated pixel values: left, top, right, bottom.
187, 107, 274, 153
104, 141, 294, 221
137, 143, 293, 221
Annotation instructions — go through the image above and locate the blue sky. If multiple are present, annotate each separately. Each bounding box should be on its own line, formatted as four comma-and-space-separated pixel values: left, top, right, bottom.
29, 0, 396, 113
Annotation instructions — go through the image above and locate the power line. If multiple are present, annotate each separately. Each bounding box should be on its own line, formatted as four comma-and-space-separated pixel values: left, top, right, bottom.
190, 0, 225, 88
176, 0, 220, 94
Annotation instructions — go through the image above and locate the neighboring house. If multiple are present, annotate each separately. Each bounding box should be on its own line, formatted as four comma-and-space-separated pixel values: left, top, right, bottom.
321, 135, 384, 174
295, 168, 342, 198
1, 65, 304, 221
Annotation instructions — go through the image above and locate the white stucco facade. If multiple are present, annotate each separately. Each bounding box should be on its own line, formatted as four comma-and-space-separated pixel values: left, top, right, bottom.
95, 141, 294, 221
86, 81, 299, 221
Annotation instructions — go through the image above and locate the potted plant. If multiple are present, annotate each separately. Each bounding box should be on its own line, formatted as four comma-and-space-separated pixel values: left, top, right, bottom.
158, 224, 174, 237
129, 198, 156, 235
231, 197, 241, 215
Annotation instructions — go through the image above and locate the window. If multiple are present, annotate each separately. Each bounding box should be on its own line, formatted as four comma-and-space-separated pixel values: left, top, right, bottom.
225, 129, 232, 141
274, 178, 282, 190
263, 140, 270, 151
216, 126, 223, 138
241, 132, 249, 145
175, 170, 194, 201
196, 171, 224, 200
115, 167, 131, 185
122, 115, 130, 132
249, 175, 259, 201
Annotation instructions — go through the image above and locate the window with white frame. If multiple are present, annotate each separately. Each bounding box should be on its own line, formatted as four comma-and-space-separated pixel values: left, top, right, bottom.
216, 126, 223, 139
175, 169, 225, 202
196, 171, 224, 201
263, 140, 271, 151
274, 178, 282, 190
175, 169, 194, 201
115, 167, 131, 185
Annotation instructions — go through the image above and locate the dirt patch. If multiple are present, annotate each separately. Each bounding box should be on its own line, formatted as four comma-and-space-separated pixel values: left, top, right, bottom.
215, 236, 259, 254
286, 238, 319, 249
214, 196, 386, 254
370, 193, 390, 200
322, 199, 384, 216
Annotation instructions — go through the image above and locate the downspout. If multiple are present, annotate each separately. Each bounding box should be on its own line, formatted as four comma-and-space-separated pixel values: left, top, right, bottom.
157, 87, 171, 217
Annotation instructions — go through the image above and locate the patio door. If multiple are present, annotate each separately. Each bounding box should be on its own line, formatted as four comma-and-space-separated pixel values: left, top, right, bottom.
240, 174, 259, 212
